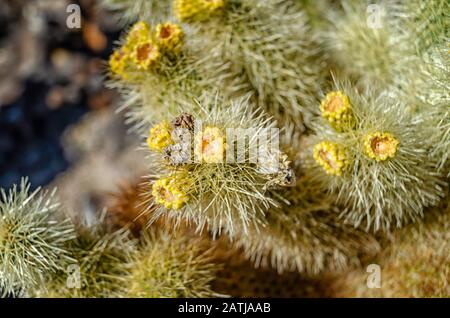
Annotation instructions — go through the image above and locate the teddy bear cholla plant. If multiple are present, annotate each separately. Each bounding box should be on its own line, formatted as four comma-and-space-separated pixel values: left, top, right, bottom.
173, 0, 326, 128
370, 0, 449, 112
322, 196, 450, 298
423, 46, 450, 175
104, 186, 224, 298
234, 174, 381, 274
348, 0, 450, 178
104, 183, 221, 298
127, 230, 221, 297
233, 128, 380, 274
324, 0, 448, 105
325, 0, 415, 89
308, 80, 446, 232
33, 216, 138, 298
31, 209, 222, 298
209, 232, 327, 298
107, 20, 221, 130
397, 42, 450, 176
392, 0, 449, 176
0, 179, 75, 297
399, 0, 449, 54
103, 180, 330, 298
143, 93, 295, 238
100, 0, 172, 24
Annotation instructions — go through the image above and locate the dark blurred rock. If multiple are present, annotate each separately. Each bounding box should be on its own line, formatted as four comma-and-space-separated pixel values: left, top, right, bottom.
46, 86, 66, 109
0, 0, 123, 190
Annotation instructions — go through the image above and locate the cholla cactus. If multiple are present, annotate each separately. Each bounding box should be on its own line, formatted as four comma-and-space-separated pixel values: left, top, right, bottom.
127, 231, 221, 297
211, 237, 326, 297
388, 1, 449, 176
96, 0, 449, 298
406, 44, 450, 175
313, 141, 349, 176
319, 91, 356, 132
325, 1, 414, 88
35, 219, 137, 298
427, 94, 450, 177
175, 0, 326, 128
323, 197, 450, 298
234, 174, 380, 274
100, 0, 172, 24
173, 0, 226, 22
0, 179, 75, 297
400, 0, 449, 54
144, 94, 294, 238
107, 20, 219, 129
325, 0, 448, 105
308, 81, 446, 231
232, 130, 379, 274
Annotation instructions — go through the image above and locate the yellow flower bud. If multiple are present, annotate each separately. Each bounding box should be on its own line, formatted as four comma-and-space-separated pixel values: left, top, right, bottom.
173, 0, 225, 22
152, 176, 191, 209
320, 91, 355, 132
147, 121, 173, 151
313, 141, 348, 176
132, 41, 161, 70
155, 23, 185, 54
364, 132, 399, 161
108, 47, 131, 79
126, 21, 151, 48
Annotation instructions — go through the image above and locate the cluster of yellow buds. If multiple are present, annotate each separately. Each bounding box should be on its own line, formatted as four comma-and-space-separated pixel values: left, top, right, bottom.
108, 22, 152, 78
147, 121, 174, 151
173, 0, 226, 22
147, 116, 229, 165
109, 21, 185, 77
152, 175, 192, 209
195, 126, 226, 163
364, 132, 399, 161
313, 141, 348, 176
320, 91, 355, 132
